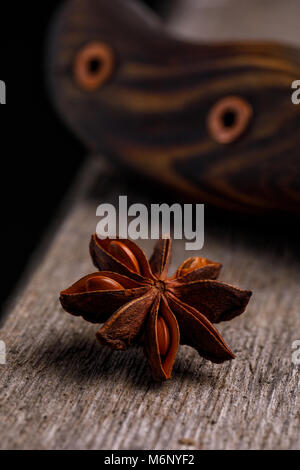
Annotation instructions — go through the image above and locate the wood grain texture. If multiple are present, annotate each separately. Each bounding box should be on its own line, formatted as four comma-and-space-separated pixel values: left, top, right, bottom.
47, 0, 300, 213
0, 158, 299, 450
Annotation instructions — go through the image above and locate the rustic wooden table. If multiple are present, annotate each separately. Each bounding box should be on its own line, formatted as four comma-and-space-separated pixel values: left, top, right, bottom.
0, 157, 299, 450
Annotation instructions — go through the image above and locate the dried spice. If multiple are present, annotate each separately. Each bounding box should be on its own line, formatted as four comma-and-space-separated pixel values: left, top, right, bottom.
60, 236, 252, 381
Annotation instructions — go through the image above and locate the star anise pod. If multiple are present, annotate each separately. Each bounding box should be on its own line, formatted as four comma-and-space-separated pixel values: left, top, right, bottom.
60, 236, 252, 381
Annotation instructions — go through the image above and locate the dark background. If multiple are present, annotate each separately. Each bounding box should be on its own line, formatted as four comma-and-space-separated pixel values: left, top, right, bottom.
0, 0, 167, 309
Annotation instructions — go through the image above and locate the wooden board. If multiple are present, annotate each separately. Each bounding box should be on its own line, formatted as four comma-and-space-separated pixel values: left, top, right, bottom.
0, 157, 299, 450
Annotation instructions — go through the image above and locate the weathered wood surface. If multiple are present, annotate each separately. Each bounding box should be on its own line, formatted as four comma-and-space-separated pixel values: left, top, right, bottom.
0, 157, 299, 450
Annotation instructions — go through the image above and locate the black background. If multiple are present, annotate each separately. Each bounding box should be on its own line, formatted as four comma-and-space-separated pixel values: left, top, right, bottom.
0, 0, 167, 310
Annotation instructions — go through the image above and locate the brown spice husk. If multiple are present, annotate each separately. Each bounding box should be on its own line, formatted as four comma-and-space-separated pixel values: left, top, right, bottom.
60, 236, 252, 381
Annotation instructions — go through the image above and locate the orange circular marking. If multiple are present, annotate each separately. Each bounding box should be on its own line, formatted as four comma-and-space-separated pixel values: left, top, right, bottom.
74, 41, 115, 91
207, 95, 253, 144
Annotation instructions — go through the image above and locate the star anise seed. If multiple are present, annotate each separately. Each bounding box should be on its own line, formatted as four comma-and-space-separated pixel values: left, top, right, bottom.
60, 236, 252, 381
